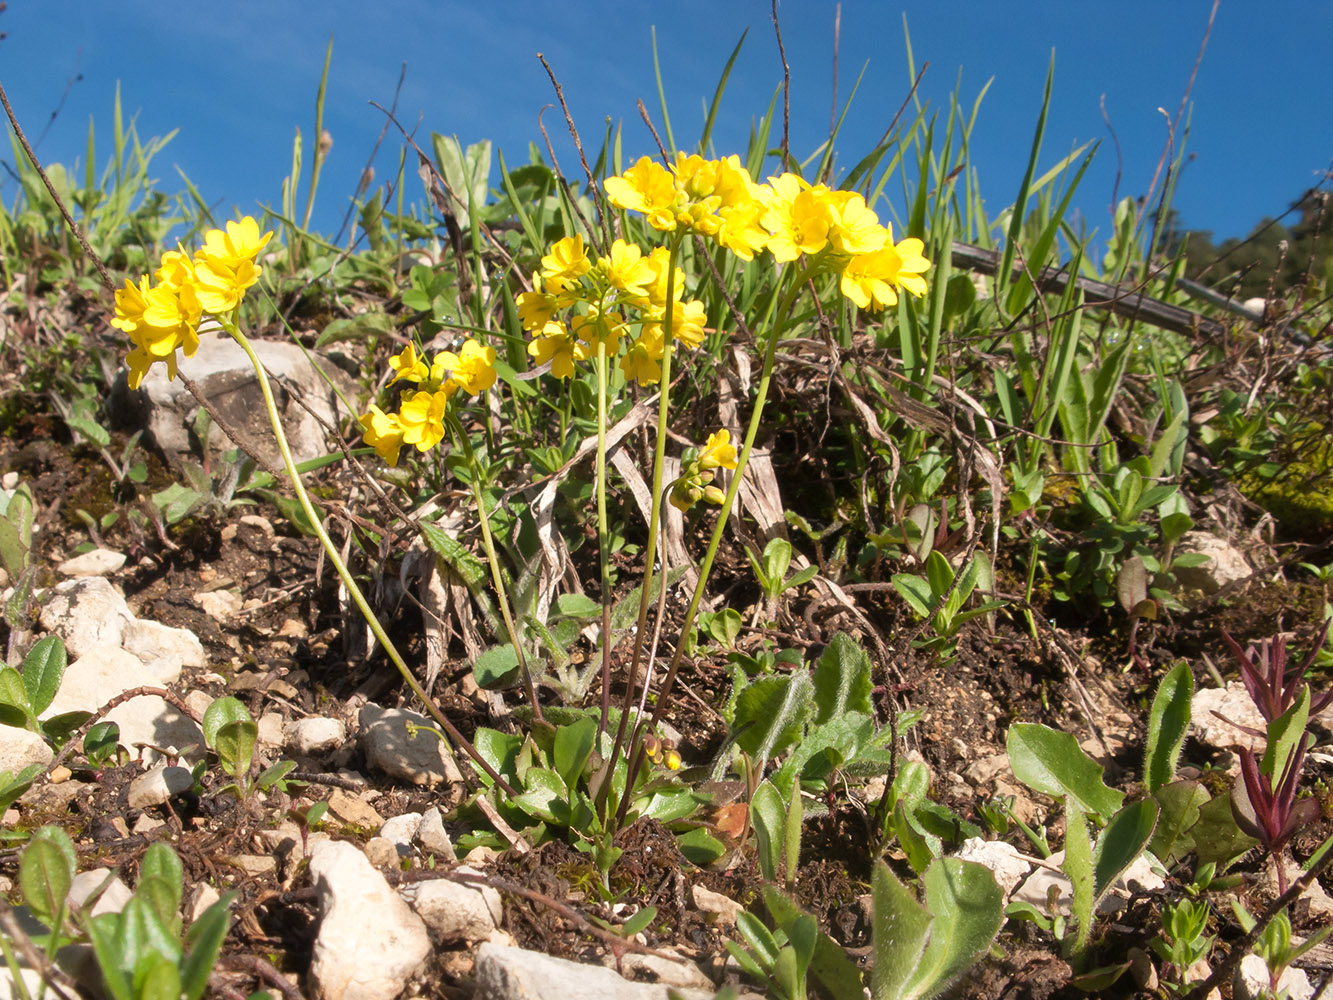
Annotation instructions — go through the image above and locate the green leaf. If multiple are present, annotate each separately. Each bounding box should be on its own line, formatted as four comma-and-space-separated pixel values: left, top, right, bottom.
870, 861, 932, 1000
1063, 800, 1095, 959
135, 954, 181, 1000
675, 827, 727, 866
1093, 798, 1158, 907
552, 716, 597, 791
214, 719, 258, 781
0, 763, 42, 813
763, 888, 864, 999
181, 892, 234, 1000
66, 415, 111, 448
0, 665, 32, 728
1261, 687, 1309, 782
1149, 780, 1209, 866
1007, 723, 1124, 819
472, 728, 521, 787
1193, 791, 1257, 871
201, 696, 252, 749
20, 827, 76, 928
418, 520, 487, 588
513, 767, 572, 826
86, 912, 134, 1000
1145, 662, 1193, 792
555, 593, 602, 619
902, 858, 1005, 1000
892, 574, 934, 618
313, 309, 392, 348
139, 843, 183, 935
472, 644, 520, 689
811, 632, 873, 724
21, 635, 66, 718
731, 672, 812, 764
750, 780, 786, 883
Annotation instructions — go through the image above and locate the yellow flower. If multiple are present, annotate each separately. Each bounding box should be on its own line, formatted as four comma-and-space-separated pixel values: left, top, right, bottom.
192, 257, 261, 315
398, 389, 450, 452
198, 216, 273, 269
527, 322, 584, 379
388, 343, 431, 385
760, 173, 832, 262
620, 331, 663, 385
605, 156, 678, 231
890, 235, 931, 298
571, 309, 625, 355
358, 405, 406, 466
516, 273, 562, 332
117, 272, 202, 388
826, 191, 888, 256
839, 231, 931, 311
435, 339, 497, 395
699, 429, 738, 471
639, 247, 685, 308
541, 235, 592, 282
600, 240, 655, 298
111, 275, 152, 333
154, 250, 197, 291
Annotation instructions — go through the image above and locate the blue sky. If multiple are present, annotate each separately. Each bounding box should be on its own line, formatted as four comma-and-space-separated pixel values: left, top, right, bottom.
2, 1, 1330, 250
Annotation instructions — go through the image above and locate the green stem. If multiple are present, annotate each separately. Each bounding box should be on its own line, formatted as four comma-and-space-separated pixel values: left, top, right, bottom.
446, 412, 544, 723
603, 234, 683, 804
595, 339, 612, 733
220, 318, 517, 796
616, 264, 811, 826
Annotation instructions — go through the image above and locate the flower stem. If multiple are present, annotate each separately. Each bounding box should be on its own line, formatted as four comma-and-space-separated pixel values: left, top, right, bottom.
220, 319, 517, 796
447, 413, 544, 723
603, 234, 683, 807
615, 265, 809, 825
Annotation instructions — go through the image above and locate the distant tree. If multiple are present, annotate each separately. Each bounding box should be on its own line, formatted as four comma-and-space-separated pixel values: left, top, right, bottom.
1162, 186, 1332, 301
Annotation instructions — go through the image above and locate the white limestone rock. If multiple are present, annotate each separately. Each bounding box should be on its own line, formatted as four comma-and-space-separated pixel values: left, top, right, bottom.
402, 868, 502, 944
307, 840, 430, 1000
57, 548, 127, 578
115, 330, 357, 469
473, 943, 716, 1000
359, 703, 462, 787
286, 716, 347, 756
42, 645, 204, 763
128, 764, 194, 810
121, 618, 205, 685
38, 578, 135, 657
0, 727, 53, 775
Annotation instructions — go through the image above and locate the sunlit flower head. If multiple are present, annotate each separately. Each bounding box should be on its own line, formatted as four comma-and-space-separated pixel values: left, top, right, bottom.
198, 216, 273, 269
541, 235, 592, 283
527, 323, 585, 379
388, 343, 431, 385
358, 404, 406, 466
826, 191, 888, 256
398, 389, 450, 452
434, 339, 497, 395
699, 429, 738, 471
605, 156, 679, 231
600, 240, 655, 298
760, 173, 832, 262
839, 230, 931, 311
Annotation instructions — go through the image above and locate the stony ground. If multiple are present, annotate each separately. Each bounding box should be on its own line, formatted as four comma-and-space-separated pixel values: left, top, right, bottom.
2, 343, 1333, 999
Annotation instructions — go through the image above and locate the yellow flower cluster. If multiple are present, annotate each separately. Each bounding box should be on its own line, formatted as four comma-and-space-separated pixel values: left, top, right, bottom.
517, 234, 707, 386
112, 217, 273, 388
358, 339, 497, 466
605, 154, 930, 310
669, 428, 739, 512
